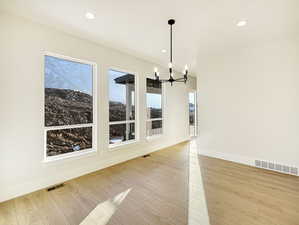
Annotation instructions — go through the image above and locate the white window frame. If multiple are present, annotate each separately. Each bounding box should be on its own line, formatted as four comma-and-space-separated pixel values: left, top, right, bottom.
108, 68, 139, 149
146, 78, 164, 139
43, 52, 97, 162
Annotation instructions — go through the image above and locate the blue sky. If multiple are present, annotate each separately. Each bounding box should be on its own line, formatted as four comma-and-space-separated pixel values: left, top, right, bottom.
147, 93, 161, 108
45, 55, 93, 95
108, 70, 128, 104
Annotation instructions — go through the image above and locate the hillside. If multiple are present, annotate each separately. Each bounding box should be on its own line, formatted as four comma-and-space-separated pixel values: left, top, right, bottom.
45, 88, 93, 126
45, 88, 93, 156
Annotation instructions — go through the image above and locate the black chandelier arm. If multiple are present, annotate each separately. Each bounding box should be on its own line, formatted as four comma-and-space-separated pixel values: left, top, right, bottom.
173, 77, 186, 81
152, 76, 187, 83
158, 79, 172, 83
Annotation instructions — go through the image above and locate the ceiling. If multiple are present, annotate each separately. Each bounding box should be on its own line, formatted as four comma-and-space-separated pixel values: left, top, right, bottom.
1, 0, 298, 75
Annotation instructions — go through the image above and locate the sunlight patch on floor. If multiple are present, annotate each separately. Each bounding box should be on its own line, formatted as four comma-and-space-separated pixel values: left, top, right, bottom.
188, 140, 210, 225
80, 188, 132, 225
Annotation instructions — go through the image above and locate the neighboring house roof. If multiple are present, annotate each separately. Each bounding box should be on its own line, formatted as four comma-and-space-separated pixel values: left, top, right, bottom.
114, 74, 135, 84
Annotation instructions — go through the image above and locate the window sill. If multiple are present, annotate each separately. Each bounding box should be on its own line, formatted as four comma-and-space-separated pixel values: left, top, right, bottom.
43, 148, 97, 163
108, 140, 139, 151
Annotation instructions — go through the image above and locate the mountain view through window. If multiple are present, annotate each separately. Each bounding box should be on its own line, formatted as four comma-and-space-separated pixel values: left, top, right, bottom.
44, 55, 94, 157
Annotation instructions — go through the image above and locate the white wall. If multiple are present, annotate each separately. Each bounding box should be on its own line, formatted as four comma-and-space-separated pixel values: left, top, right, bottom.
0, 12, 195, 202
197, 36, 299, 169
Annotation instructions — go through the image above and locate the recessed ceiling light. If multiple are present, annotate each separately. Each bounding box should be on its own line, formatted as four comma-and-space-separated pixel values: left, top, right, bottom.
237, 20, 247, 27
85, 12, 95, 20
161, 49, 167, 53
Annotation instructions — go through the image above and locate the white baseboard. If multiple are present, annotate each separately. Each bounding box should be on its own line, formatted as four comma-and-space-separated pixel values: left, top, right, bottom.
0, 137, 189, 203
199, 150, 255, 167
199, 150, 299, 177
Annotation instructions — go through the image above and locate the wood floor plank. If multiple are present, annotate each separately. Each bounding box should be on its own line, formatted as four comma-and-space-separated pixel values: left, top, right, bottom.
29, 190, 69, 225
0, 200, 19, 225
14, 194, 45, 225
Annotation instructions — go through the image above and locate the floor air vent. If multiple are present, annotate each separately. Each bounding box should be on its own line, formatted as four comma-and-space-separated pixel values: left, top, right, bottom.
255, 160, 298, 176
47, 183, 64, 192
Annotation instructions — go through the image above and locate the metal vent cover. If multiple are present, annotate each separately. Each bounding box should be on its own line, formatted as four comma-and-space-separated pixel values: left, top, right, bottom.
291, 167, 298, 175
47, 183, 64, 192
255, 160, 298, 176
255, 160, 261, 167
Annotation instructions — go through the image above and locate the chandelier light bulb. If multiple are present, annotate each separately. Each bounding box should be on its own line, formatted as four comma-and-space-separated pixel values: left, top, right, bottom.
168, 62, 172, 68
237, 20, 247, 27
185, 65, 188, 71
85, 12, 95, 20
154, 67, 158, 73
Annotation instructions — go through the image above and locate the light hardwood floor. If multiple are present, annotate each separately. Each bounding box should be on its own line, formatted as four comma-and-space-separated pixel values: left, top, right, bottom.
1, 141, 299, 225
199, 155, 299, 225
0, 142, 189, 225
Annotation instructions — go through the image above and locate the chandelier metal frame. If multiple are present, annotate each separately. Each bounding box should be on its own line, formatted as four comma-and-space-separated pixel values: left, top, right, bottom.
153, 19, 188, 86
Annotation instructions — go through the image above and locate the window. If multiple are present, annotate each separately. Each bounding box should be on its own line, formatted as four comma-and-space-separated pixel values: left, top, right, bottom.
44, 54, 96, 160
146, 78, 163, 137
109, 69, 136, 146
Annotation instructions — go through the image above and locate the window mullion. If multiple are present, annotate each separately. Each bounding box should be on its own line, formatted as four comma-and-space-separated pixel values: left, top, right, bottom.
109, 120, 135, 125
45, 123, 94, 131
146, 118, 162, 122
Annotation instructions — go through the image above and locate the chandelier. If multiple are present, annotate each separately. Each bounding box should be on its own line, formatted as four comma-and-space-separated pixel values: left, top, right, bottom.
153, 19, 189, 86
